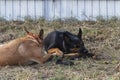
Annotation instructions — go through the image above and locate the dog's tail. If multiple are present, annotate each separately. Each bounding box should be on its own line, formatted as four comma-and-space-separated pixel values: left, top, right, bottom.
23, 26, 29, 34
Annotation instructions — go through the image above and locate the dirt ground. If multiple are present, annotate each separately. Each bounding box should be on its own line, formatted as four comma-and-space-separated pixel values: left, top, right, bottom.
0, 20, 120, 80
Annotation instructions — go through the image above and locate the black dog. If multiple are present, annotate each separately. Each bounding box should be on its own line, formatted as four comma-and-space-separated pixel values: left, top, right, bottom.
43, 28, 93, 65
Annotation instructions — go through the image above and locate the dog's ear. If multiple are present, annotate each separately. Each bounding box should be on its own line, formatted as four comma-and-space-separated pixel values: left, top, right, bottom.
77, 28, 82, 38
39, 29, 44, 39
23, 26, 29, 34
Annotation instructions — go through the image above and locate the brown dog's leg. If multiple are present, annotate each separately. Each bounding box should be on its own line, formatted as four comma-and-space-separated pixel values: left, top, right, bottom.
31, 48, 63, 64
48, 48, 63, 57
33, 54, 52, 64
32, 48, 79, 64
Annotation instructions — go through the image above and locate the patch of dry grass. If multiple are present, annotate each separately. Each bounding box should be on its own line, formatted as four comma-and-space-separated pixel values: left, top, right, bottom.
0, 19, 120, 80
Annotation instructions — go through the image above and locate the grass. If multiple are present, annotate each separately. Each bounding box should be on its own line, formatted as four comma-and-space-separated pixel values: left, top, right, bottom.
0, 19, 120, 80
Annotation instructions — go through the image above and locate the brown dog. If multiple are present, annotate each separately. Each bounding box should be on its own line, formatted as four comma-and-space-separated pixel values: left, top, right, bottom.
0, 28, 63, 66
